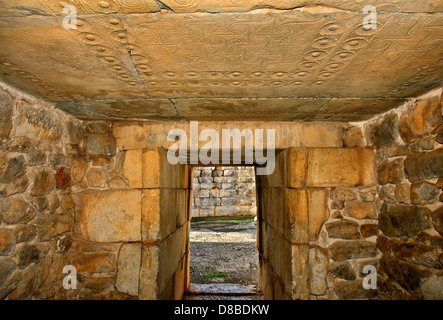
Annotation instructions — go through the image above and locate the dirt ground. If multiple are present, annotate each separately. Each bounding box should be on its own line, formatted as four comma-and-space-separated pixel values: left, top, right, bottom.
189, 217, 259, 285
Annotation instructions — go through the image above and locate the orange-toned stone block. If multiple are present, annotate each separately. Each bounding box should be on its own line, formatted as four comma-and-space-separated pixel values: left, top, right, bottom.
257, 148, 307, 189
141, 188, 189, 241
306, 148, 376, 187
76, 190, 141, 242
142, 148, 190, 189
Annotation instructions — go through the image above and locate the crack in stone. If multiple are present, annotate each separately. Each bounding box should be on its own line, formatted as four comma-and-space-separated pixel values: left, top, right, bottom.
169, 98, 183, 119
155, 0, 175, 12
115, 16, 150, 97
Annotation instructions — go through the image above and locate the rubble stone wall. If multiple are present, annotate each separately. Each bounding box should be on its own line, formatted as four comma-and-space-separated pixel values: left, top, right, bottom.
343, 87, 443, 300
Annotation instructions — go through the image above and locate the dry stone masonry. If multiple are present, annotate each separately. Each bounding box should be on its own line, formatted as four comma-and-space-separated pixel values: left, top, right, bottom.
0, 0, 442, 300
0, 80, 442, 300
192, 167, 256, 218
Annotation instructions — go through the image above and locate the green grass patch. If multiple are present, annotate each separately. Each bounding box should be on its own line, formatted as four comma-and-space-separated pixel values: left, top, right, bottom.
203, 272, 228, 280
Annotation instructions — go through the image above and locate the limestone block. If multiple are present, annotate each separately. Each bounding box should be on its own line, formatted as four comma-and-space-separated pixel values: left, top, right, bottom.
307, 188, 329, 241
122, 149, 143, 188
260, 188, 309, 244
142, 148, 189, 189
71, 253, 116, 274
291, 244, 310, 300
76, 190, 141, 242
307, 148, 376, 187
139, 244, 160, 300
256, 148, 307, 189
141, 189, 189, 241
158, 224, 189, 297
308, 246, 329, 296
116, 243, 141, 296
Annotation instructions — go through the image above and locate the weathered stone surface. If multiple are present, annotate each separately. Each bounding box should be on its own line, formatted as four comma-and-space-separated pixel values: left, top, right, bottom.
257, 148, 307, 189
360, 224, 379, 238
71, 253, 116, 274
85, 122, 112, 134
122, 150, 143, 188
404, 148, 443, 183
32, 169, 55, 196
377, 158, 404, 185
14, 225, 37, 243
55, 167, 71, 189
0, 258, 16, 287
86, 169, 106, 188
333, 279, 377, 300
325, 220, 360, 239
35, 212, 72, 241
116, 243, 141, 296
26, 149, 46, 166
345, 201, 376, 219
343, 126, 365, 148
330, 262, 356, 280
0, 228, 15, 256
420, 275, 443, 300
308, 189, 329, 241
329, 241, 378, 262
379, 203, 431, 238
379, 255, 431, 293
0, 198, 35, 225
376, 234, 396, 254
18, 245, 41, 269
331, 188, 356, 201
399, 96, 443, 143
0, 155, 29, 197
367, 113, 399, 148
410, 182, 440, 205
394, 183, 410, 203
308, 246, 328, 296
392, 242, 442, 269
431, 207, 443, 236
85, 134, 116, 156
0, 90, 13, 137
12, 101, 62, 142
436, 124, 443, 144
379, 185, 396, 203
76, 190, 141, 242
143, 148, 189, 189
307, 148, 375, 187
72, 158, 88, 183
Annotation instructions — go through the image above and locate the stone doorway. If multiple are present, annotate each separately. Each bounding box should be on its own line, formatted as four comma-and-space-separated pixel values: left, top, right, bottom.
185, 166, 260, 299
73, 146, 376, 300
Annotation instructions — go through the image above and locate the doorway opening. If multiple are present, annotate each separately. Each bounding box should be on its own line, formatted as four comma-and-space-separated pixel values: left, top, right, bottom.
184, 166, 262, 300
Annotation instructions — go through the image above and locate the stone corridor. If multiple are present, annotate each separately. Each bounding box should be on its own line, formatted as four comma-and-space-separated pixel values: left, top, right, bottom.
0, 0, 442, 300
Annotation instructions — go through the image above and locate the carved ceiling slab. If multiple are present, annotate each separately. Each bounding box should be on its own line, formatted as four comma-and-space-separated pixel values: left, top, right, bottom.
0, 0, 442, 121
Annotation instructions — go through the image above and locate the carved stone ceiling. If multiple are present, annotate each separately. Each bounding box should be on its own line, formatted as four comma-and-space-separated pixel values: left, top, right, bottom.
0, 0, 442, 121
